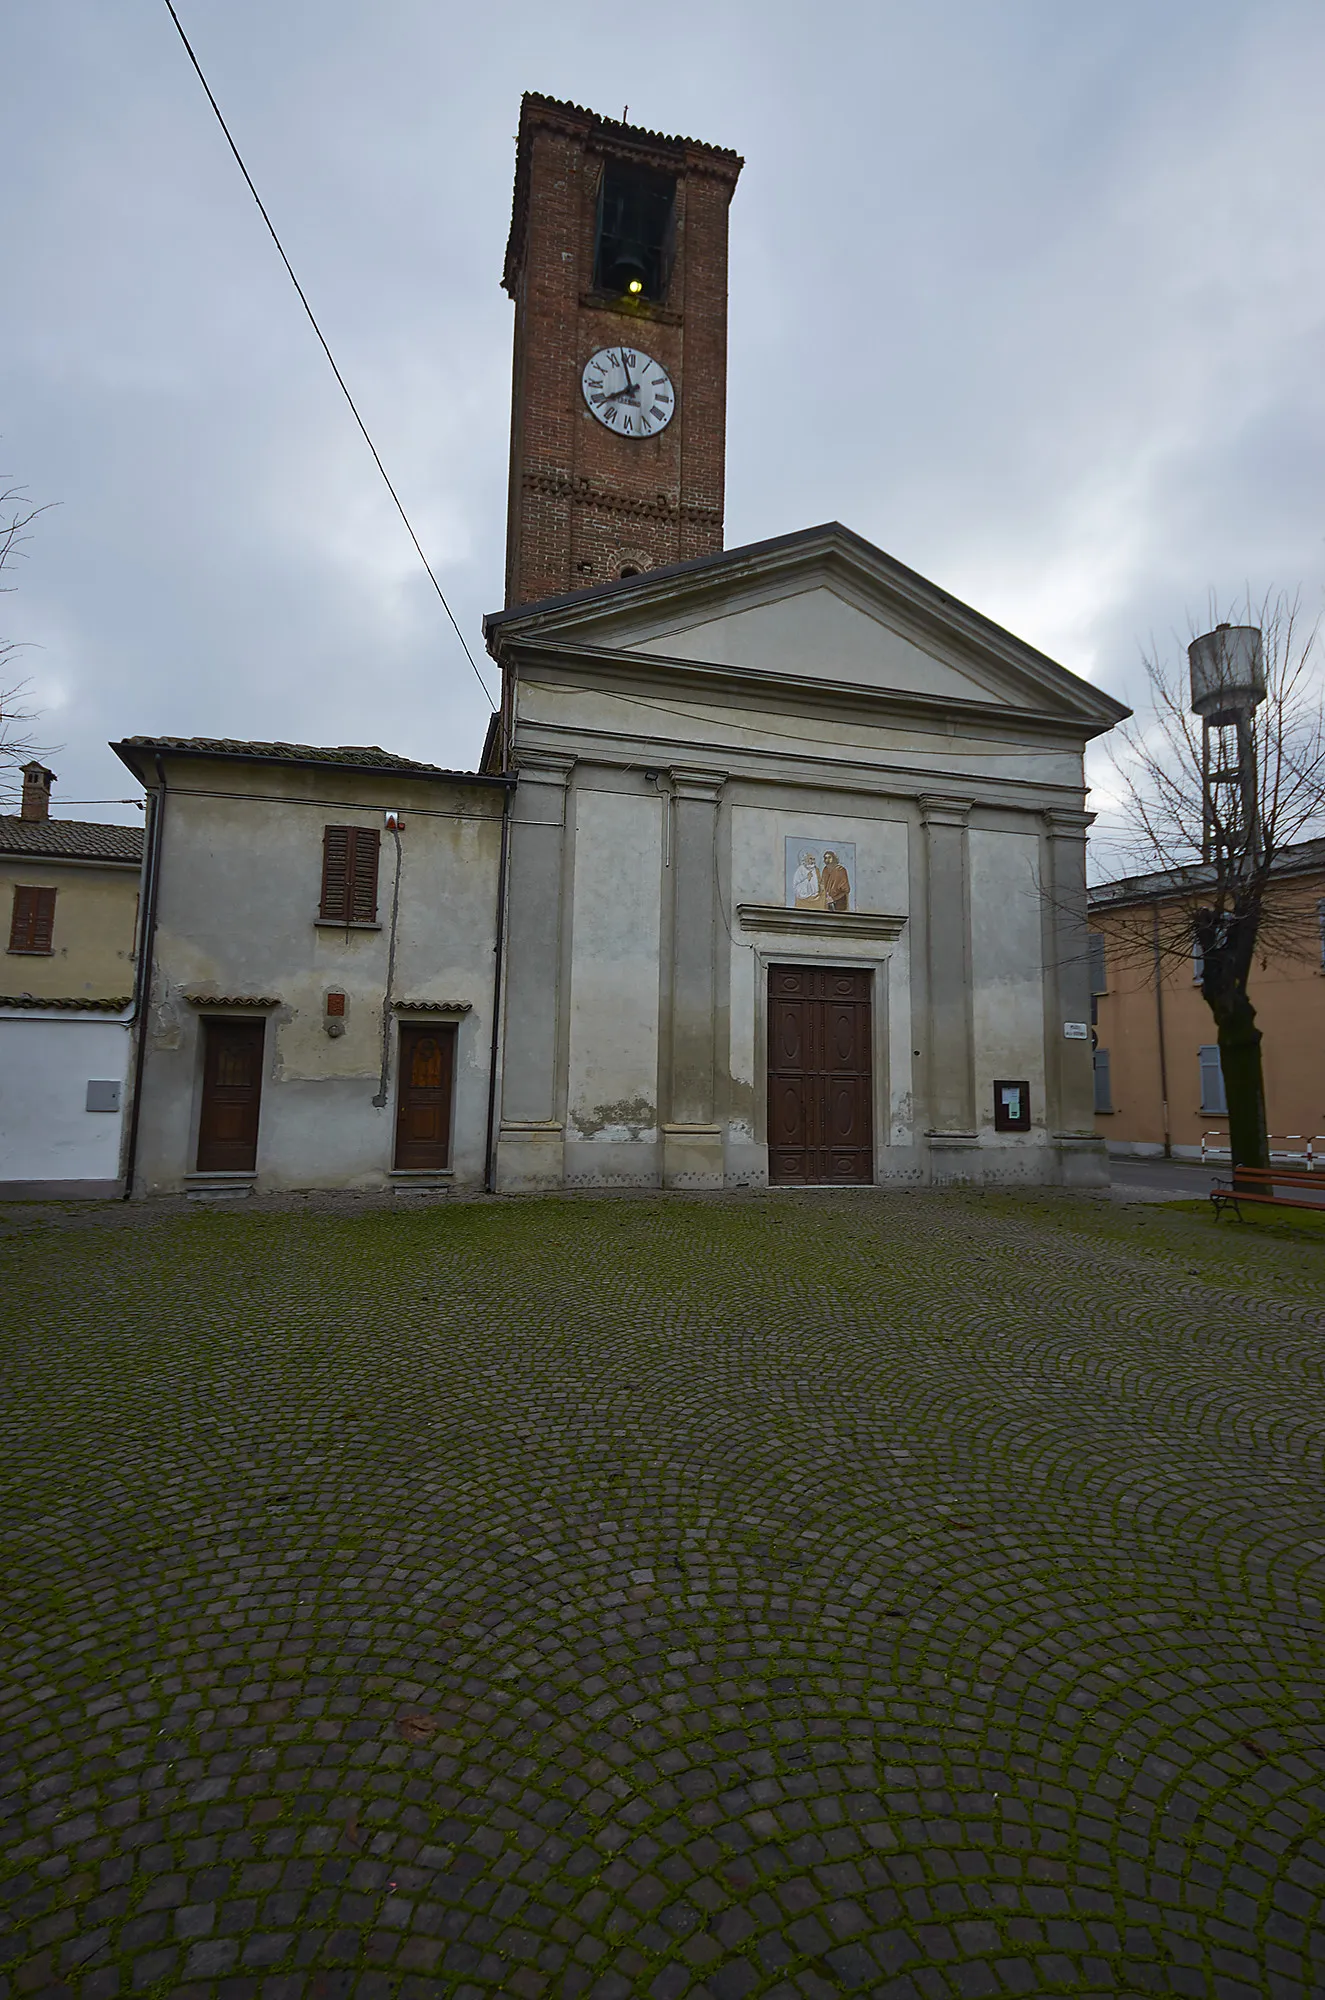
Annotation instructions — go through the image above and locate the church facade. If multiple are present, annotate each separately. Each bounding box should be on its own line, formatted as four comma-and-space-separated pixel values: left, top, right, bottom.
117, 95, 1126, 1199
484, 520, 1122, 1193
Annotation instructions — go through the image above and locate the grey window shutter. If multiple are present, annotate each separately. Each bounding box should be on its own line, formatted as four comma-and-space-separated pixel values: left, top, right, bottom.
1092, 1048, 1112, 1114
1088, 932, 1107, 995
1198, 1045, 1227, 1116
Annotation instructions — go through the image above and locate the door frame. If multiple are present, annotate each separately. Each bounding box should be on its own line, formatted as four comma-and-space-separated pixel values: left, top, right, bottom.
390, 1011, 463, 1174
752, 948, 893, 1182
191, 1010, 269, 1176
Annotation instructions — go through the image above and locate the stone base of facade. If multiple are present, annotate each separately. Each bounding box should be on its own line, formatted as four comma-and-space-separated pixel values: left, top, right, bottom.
924, 1133, 983, 1184
662, 1125, 725, 1189
0, 1177, 124, 1201
1052, 1135, 1111, 1187
562, 1137, 662, 1187
494, 1124, 566, 1192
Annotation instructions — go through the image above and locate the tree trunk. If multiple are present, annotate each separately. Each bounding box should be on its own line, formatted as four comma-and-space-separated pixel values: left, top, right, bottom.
1209, 990, 1270, 1177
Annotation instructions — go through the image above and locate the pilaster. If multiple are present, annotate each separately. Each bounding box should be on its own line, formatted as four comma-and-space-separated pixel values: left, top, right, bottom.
1042, 807, 1107, 1180
919, 795, 977, 1153
496, 751, 575, 1188
662, 766, 726, 1187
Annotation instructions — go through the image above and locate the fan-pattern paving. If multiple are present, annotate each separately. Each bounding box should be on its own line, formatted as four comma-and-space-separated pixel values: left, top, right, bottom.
1, 1189, 1324, 2000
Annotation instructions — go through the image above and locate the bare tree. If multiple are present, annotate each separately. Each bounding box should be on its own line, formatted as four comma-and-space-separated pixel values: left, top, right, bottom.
0, 480, 55, 806
1098, 591, 1325, 1173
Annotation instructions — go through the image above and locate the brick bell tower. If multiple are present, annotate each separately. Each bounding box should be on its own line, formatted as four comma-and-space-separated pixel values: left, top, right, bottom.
502, 95, 743, 607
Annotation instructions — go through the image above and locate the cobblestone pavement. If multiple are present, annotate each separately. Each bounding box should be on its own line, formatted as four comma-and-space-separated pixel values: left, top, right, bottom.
3, 1189, 1325, 2000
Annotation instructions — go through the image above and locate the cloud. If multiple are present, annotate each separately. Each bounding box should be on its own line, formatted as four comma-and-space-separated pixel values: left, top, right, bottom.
2, 0, 1322, 825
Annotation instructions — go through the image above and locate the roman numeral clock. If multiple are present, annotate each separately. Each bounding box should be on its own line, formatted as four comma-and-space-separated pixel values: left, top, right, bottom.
581, 346, 676, 438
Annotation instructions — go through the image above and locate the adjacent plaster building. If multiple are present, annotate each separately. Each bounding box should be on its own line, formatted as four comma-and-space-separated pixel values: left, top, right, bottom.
113, 741, 508, 1197
0, 762, 142, 1198
1089, 840, 1325, 1160
1, 762, 141, 1002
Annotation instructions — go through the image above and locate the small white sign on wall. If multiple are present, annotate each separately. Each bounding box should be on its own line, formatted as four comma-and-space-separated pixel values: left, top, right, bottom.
1063, 1021, 1090, 1040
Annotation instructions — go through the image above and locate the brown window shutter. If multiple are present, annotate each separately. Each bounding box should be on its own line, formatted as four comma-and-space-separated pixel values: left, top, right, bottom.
32, 886, 55, 951
349, 827, 380, 923
9, 885, 56, 952
320, 826, 380, 923
320, 826, 352, 921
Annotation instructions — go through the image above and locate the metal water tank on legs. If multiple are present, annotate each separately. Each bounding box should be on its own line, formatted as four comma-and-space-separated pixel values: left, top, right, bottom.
1188, 624, 1265, 724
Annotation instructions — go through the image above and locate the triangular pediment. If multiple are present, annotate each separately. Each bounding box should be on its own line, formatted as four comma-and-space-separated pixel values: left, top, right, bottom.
484, 522, 1129, 732
629, 584, 1006, 702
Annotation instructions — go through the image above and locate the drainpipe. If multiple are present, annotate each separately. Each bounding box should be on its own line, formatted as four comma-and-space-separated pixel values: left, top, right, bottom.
121, 753, 169, 1199
1152, 898, 1171, 1159
483, 779, 514, 1193
371, 823, 404, 1108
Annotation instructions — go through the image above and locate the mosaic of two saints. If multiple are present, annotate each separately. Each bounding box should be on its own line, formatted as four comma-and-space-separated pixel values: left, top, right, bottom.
785, 837, 856, 913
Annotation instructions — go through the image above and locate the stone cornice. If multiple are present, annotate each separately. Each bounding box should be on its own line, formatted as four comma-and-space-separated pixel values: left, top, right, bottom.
737, 905, 908, 940
515, 717, 1088, 814
1043, 808, 1096, 836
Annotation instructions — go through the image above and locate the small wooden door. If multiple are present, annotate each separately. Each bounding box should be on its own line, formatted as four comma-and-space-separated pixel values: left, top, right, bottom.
196, 1018, 265, 1172
767, 965, 873, 1184
394, 1024, 455, 1170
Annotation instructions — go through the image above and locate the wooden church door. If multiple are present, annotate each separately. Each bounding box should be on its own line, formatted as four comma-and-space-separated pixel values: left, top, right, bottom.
767, 966, 873, 1184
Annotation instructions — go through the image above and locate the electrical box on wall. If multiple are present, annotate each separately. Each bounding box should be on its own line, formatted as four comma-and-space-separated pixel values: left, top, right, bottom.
324, 991, 347, 1038
86, 1080, 122, 1113
993, 1080, 1031, 1132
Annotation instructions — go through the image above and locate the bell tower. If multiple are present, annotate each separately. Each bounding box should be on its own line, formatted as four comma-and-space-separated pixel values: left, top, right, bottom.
501, 95, 743, 608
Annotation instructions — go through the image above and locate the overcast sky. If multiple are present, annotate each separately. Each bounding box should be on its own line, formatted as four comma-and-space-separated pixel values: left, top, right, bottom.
5, 0, 1324, 849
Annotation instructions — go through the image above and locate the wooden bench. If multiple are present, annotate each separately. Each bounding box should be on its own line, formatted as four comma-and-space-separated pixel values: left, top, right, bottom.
1211, 1165, 1325, 1220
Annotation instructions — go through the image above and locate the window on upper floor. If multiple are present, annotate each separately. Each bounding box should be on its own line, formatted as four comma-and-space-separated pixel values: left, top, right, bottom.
8, 884, 56, 953
319, 826, 380, 925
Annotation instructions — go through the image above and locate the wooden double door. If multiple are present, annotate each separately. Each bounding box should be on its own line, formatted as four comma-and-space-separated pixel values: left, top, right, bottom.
767, 965, 873, 1184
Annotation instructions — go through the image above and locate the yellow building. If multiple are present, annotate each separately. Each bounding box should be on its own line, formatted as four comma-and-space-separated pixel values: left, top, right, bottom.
1089, 838, 1325, 1160
1, 762, 143, 1004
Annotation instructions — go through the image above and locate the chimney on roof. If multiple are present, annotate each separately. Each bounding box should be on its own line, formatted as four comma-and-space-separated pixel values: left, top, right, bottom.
20, 761, 55, 822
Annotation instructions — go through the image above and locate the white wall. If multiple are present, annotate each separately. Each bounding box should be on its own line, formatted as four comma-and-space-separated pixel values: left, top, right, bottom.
0, 1012, 130, 1192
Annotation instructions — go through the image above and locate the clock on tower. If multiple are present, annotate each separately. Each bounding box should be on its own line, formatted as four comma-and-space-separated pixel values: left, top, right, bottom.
501, 95, 743, 608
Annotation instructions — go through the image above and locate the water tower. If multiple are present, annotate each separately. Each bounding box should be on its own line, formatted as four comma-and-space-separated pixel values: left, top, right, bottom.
1188, 624, 1265, 865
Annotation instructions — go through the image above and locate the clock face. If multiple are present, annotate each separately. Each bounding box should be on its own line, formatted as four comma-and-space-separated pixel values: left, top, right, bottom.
581, 346, 675, 438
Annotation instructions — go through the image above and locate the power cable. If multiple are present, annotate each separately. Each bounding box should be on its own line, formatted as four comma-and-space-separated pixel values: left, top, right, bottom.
162, 0, 496, 708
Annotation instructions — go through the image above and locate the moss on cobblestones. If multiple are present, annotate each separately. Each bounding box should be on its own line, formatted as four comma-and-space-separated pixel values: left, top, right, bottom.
2, 1188, 1324, 2000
